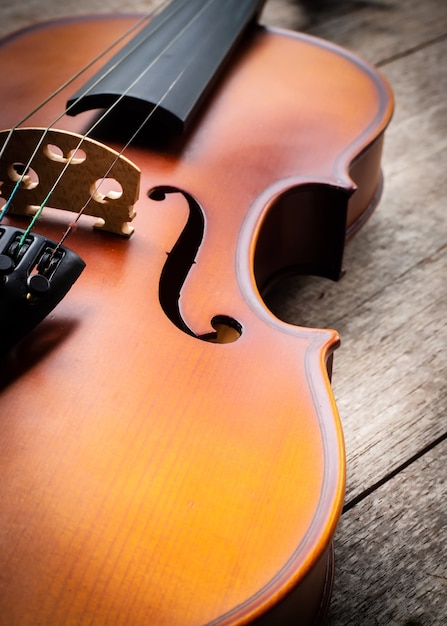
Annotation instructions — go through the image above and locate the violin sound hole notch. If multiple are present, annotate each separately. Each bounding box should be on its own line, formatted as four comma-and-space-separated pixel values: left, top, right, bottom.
150, 186, 242, 343
198, 316, 242, 344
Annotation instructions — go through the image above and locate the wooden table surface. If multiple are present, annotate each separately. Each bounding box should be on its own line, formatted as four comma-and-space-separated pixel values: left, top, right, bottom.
1, 0, 445, 624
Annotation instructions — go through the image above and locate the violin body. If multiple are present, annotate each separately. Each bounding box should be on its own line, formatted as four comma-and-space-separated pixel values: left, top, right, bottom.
0, 13, 393, 625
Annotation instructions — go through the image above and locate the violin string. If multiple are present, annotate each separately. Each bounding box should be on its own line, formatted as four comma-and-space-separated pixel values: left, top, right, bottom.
15, 0, 220, 249
0, 1, 171, 163
55, 0, 236, 255
52, 59, 192, 256
50, 1, 224, 260
0, 0, 185, 222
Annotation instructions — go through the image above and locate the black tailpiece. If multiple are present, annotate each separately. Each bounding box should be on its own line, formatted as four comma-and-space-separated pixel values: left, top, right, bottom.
0, 226, 85, 354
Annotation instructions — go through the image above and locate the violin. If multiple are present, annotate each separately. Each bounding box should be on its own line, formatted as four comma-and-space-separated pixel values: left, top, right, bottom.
0, 0, 393, 623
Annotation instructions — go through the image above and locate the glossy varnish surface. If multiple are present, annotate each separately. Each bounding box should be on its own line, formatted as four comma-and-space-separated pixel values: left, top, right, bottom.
0, 14, 392, 625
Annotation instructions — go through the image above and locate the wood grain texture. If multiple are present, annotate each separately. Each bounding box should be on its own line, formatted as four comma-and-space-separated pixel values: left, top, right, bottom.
0, 0, 445, 624
328, 438, 447, 625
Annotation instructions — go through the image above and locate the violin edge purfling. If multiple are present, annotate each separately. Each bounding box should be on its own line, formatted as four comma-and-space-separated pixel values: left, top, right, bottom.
0, 6, 393, 626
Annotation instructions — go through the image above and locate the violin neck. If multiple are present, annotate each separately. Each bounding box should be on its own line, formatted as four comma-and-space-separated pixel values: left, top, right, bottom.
67, 0, 267, 135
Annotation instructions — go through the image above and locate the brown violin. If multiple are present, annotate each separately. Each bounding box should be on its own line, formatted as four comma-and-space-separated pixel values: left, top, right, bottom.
0, 1, 393, 623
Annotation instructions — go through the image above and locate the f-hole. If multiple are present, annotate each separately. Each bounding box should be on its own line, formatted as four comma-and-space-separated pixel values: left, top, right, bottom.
149, 186, 242, 344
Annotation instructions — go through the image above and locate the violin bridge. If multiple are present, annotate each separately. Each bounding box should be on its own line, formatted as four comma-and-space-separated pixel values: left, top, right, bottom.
0, 128, 140, 237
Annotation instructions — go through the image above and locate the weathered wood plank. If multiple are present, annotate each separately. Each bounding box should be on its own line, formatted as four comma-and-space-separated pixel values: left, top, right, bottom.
328, 437, 447, 625
263, 0, 447, 67
334, 247, 447, 501
0, 0, 158, 37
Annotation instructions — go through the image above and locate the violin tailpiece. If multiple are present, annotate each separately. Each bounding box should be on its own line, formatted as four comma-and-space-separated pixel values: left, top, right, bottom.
0, 128, 140, 237
0, 224, 85, 353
